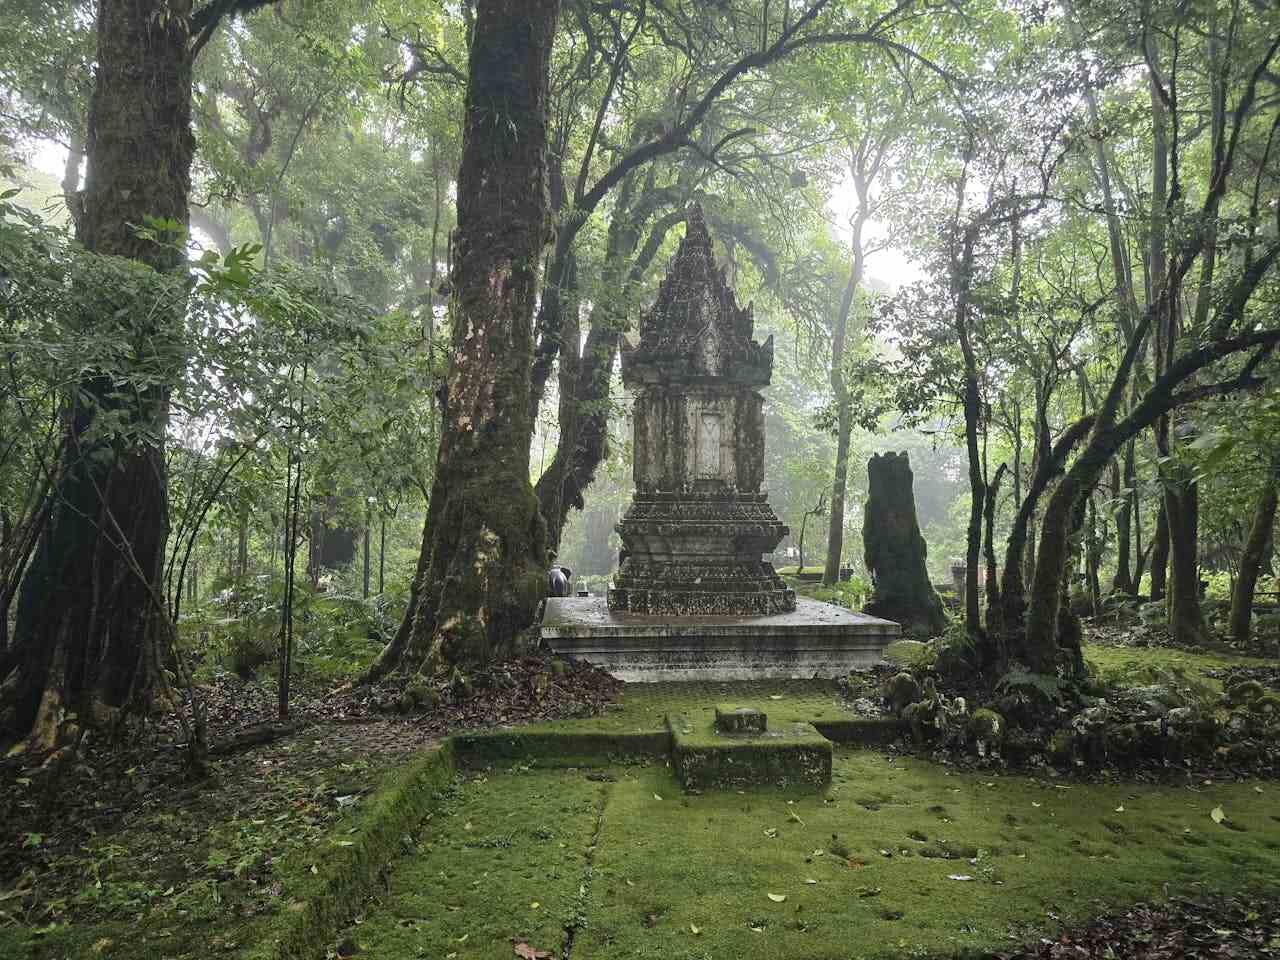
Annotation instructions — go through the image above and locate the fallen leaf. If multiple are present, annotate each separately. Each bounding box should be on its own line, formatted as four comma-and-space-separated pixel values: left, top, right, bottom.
530, 901, 540, 910
1115, 805, 1125, 813
803, 878, 818, 885
768, 893, 787, 902
653, 793, 663, 801
690, 923, 701, 935
764, 827, 778, 838
1210, 806, 1226, 824
513, 943, 551, 959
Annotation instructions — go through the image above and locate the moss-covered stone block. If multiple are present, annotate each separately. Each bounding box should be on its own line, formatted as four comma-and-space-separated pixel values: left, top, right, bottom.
714, 703, 766, 733
451, 728, 671, 768
668, 713, 831, 789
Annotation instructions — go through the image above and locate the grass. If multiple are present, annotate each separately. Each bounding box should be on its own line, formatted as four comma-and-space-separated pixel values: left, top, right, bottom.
338, 767, 608, 960
341, 755, 1280, 960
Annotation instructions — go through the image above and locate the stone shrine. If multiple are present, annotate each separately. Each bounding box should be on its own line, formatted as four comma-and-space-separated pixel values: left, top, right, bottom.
607, 205, 795, 616
542, 205, 899, 681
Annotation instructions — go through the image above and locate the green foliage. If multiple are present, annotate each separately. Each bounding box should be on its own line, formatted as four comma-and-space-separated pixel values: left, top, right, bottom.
182, 572, 402, 681
995, 668, 1071, 707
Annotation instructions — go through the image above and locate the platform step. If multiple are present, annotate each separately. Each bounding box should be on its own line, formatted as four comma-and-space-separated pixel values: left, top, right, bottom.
667, 712, 832, 788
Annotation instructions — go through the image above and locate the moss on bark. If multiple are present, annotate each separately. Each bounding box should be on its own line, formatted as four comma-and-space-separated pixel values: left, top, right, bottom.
861, 452, 947, 636
368, 0, 559, 677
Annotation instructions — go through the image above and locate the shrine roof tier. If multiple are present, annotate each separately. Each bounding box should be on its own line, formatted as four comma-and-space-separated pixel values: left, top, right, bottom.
621, 204, 774, 389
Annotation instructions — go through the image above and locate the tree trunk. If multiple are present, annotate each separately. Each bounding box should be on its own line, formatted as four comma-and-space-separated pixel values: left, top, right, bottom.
1112, 441, 1136, 593
956, 235, 985, 637
362, 504, 371, 599
1165, 478, 1207, 644
983, 463, 1007, 640
368, 0, 558, 677
237, 506, 249, 580
378, 509, 386, 594
1150, 502, 1170, 600
1, 0, 194, 750
824, 152, 870, 586
1230, 476, 1278, 643
862, 453, 947, 635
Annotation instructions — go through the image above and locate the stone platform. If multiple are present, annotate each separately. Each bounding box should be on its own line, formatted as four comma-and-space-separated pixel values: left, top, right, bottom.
541, 596, 899, 681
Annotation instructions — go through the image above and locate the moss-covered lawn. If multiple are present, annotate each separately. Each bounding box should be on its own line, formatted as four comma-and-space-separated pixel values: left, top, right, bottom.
341, 754, 1280, 960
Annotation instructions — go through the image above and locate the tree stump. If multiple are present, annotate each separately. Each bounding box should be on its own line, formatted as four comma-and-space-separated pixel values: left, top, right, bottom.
862, 452, 947, 636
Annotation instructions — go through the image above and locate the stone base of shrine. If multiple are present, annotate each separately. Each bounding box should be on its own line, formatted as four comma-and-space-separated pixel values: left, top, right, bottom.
541, 596, 901, 682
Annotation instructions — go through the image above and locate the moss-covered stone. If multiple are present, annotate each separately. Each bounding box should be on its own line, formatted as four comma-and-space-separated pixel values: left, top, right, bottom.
451, 728, 671, 768
882, 639, 930, 668
1047, 727, 1076, 764
902, 699, 938, 744
669, 713, 832, 788
968, 708, 1004, 743
1226, 679, 1267, 706
886, 672, 921, 714
1248, 692, 1280, 717
715, 704, 767, 734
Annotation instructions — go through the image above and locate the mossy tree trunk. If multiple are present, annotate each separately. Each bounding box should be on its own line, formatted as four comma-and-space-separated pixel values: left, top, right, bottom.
369, 0, 559, 677
0, 0, 195, 751
1230, 476, 1278, 643
533, 192, 686, 548
862, 452, 947, 635
998, 413, 1094, 649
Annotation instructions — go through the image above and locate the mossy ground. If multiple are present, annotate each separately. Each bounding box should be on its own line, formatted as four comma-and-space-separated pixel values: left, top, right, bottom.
340, 767, 608, 959
510, 679, 861, 738
348, 754, 1280, 960
5, 645, 1277, 959
0, 726, 443, 960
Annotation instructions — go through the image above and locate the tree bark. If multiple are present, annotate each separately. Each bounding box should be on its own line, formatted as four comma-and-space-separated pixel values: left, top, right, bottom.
1111, 441, 1135, 594
982, 463, 1007, 639
1230, 476, 1278, 643
368, 0, 559, 677
862, 452, 947, 635
1, 0, 194, 750
1150, 501, 1170, 600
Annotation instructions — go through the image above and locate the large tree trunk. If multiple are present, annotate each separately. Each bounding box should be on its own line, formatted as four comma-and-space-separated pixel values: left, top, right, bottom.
862, 452, 947, 635
368, 0, 559, 676
533, 202, 685, 545
1230, 476, 1278, 643
0, 0, 194, 750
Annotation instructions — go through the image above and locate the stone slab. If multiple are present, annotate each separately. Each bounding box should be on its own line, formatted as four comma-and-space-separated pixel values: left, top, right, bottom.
668, 713, 832, 788
542, 596, 900, 682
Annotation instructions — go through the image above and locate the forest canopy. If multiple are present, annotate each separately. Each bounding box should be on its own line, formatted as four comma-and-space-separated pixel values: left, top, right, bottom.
0, 0, 1278, 757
